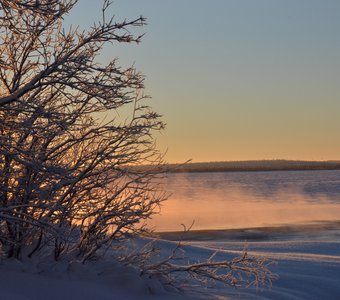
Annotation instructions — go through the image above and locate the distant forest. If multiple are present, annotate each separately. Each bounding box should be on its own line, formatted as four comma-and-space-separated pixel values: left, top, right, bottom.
164, 160, 340, 173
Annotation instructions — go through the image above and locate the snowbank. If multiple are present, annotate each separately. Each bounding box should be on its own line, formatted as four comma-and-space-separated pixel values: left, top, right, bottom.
0, 252, 194, 300
1, 224, 340, 300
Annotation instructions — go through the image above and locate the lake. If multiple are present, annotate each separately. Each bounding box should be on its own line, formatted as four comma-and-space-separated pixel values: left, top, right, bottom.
150, 169, 340, 232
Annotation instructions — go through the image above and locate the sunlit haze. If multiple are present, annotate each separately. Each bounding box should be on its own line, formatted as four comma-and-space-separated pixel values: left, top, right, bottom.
68, 1, 340, 163
2, 3, 340, 298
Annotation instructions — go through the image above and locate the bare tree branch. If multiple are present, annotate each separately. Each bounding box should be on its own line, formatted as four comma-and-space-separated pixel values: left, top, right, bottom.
121, 239, 278, 291
0, 0, 165, 261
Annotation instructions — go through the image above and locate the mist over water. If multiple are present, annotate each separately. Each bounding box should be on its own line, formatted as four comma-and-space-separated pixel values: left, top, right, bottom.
150, 170, 340, 232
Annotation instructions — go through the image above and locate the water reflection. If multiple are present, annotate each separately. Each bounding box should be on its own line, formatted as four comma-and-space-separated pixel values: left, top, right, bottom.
149, 170, 340, 232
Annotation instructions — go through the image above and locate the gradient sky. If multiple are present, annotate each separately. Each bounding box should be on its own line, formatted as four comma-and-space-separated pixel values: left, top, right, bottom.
68, 0, 340, 163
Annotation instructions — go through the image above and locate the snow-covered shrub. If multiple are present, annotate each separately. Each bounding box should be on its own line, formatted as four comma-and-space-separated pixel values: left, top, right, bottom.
0, 2, 276, 293
120, 237, 277, 291
0, 0, 165, 261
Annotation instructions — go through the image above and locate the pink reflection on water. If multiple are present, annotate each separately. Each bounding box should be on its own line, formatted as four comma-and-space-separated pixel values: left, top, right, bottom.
149, 184, 340, 232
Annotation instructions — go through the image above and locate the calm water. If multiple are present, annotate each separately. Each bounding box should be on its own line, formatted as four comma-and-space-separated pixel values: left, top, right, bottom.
150, 170, 340, 231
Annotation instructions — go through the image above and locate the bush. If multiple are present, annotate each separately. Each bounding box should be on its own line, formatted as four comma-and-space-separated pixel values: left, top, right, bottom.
0, 0, 165, 261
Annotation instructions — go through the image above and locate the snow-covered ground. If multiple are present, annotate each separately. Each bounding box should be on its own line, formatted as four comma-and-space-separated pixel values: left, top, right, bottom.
1, 223, 340, 300
0, 249, 194, 300
176, 223, 340, 299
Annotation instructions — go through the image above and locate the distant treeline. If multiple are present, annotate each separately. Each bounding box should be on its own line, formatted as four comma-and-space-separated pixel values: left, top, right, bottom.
162, 160, 340, 173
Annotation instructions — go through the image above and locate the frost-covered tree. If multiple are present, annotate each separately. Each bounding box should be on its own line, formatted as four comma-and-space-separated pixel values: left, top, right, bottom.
0, 0, 165, 260
0, 2, 276, 293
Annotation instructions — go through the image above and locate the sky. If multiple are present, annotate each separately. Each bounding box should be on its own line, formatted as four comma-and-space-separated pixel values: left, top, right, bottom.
68, 0, 340, 163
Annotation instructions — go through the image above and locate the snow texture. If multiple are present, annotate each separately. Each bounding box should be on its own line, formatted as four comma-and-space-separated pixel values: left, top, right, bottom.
1, 225, 340, 299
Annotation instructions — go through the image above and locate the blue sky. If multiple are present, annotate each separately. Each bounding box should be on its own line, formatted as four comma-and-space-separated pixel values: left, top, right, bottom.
67, 1, 340, 162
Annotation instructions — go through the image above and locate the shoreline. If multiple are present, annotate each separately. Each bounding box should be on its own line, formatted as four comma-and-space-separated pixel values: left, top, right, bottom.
169, 166, 340, 173
164, 160, 340, 173
156, 220, 340, 241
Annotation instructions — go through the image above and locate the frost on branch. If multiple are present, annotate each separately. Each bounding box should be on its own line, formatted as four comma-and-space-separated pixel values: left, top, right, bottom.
121, 239, 278, 291
0, 2, 276, 295
0, 0, 165, 261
